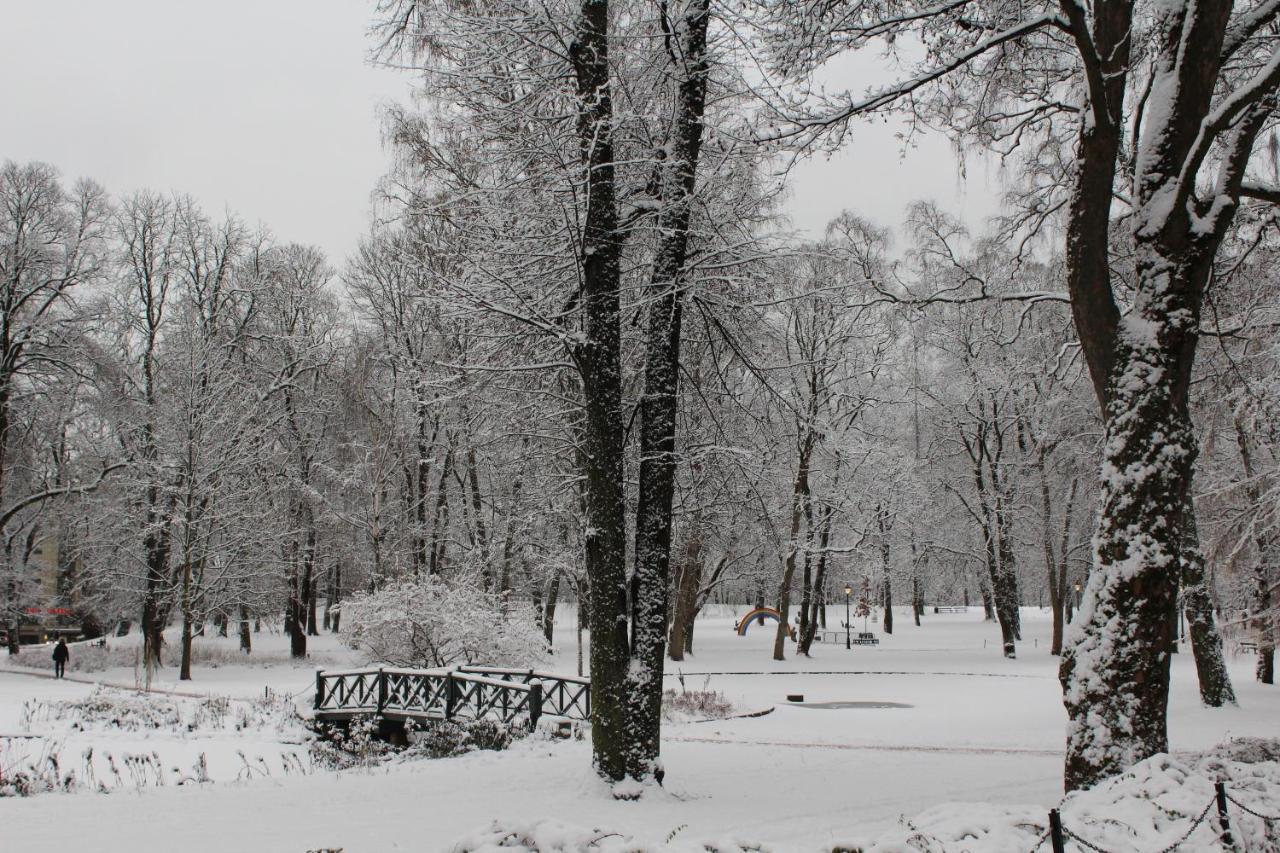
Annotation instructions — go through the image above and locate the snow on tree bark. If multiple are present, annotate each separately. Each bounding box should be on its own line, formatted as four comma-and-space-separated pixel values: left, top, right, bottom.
1179, 500, 1235, 706
627, 0, 712, 781
568, 0, 630, 784
1060, 0, 1278, 790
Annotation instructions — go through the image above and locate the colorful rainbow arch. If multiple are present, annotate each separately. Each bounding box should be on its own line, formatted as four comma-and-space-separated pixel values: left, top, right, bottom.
735, 607, 796, 640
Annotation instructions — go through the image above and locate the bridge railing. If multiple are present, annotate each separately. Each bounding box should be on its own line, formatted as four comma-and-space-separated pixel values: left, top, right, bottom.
455, 665, 591, 721
315, 666, 589, 729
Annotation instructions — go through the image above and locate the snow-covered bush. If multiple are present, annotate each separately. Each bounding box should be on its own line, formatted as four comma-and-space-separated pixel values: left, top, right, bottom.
308, 716, 521, 769
308, 716, 392, 769
342, 575, 550, 668
403, 718, 518, 759
661, 688, 734, 721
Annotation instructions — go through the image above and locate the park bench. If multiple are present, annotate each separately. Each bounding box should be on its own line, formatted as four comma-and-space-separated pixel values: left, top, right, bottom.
852, 632, 879, 646
933, 606, 967, 614
1239, 640, 1258, 654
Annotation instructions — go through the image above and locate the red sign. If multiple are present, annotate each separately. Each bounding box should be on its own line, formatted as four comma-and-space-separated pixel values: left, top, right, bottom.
23, 607, 72, 616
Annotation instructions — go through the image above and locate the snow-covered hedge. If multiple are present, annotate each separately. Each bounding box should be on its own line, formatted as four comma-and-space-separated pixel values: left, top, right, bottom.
342, 575, 551, 669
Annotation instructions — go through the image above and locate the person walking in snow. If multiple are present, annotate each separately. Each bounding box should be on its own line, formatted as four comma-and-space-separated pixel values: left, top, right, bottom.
52, 638, 69, 678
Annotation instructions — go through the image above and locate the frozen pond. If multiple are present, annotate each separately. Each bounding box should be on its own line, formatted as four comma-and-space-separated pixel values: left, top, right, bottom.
798, 700, 914, 709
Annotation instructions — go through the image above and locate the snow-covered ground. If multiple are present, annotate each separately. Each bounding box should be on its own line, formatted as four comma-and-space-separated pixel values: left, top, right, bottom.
2, 607, 1276, 851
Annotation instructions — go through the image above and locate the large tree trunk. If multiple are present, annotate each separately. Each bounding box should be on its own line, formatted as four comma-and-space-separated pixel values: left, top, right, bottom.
774, 432, 814, 661
140, 499, 173, 673
625, 0, 711, 781
286, 512, 313, 660
974, 480, 1017, 657
570, 0, 629, 785
542, 571, 560, 646
428, 442, 453, 575
1256, 566, 1276, 686
1234, 419, 1276, 685
796, 512, 816, 650
878, 506, 893, 635
1043, 465, 1078, 656
798, 507, 833, 655
991, 458, 1021, 643
179, 556, 194, 681
1179, 501, 1234, 705
668, 531, 704, 662
306, 565, 320, 637
464, 439, 491, 587
1061, 313, 1196, 789
238, 603, 252, 654
1055, 0, 1272, 792
411, 389, 436, 577
332, 562, 342, 633
910, 536, 924, 628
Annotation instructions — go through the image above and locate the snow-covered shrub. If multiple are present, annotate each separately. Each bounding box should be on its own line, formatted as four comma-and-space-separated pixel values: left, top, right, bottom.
0, 738, 75, 797
308, 716, 392, 769
0, 738, 221, 797
342, 575, 550, 668
407, 719, 517, 758
308, 716, 521, 769
661, 688, 734, 721
662, 673, 734, 721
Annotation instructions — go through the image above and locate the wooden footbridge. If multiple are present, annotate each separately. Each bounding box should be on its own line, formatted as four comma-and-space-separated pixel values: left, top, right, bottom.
313, 665, 591, 731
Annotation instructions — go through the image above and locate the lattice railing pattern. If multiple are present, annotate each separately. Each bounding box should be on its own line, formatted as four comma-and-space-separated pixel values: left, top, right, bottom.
315, 666, 590, 729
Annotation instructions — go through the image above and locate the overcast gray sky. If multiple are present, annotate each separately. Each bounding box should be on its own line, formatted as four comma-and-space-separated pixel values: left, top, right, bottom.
1, 1, 1002, 265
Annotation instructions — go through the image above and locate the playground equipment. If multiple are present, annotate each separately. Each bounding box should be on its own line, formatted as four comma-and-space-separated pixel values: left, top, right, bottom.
734, 607, 796, 640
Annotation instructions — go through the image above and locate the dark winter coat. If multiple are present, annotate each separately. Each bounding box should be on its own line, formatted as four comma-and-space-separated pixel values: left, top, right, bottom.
52, 642, 69, 663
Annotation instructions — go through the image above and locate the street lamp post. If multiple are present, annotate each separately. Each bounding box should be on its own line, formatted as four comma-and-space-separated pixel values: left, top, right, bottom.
844, 584, 853, 650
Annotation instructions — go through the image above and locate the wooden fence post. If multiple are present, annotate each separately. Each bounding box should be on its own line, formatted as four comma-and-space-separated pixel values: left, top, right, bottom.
1048, 809, 1065, 853
528, 682, 542, 731
377, 668, 387, 713
314, 669, 324, 710
1215, 781, 1234, 848
445, 673, 457, 720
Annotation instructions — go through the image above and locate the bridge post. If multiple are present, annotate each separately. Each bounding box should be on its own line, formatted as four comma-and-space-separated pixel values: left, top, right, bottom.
528, 682, 542, 731
445, 672, 457, 720
377, 667, 387, 713
314, 669, 324, 711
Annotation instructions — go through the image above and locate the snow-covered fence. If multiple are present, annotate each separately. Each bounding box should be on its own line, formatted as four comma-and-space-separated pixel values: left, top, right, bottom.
313, 666, 591, 731
1028, 781, 1279, 853
455, 665, 591, 721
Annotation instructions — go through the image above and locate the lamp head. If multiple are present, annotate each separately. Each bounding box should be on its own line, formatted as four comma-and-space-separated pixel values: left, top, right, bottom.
844, 585, 852, 595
